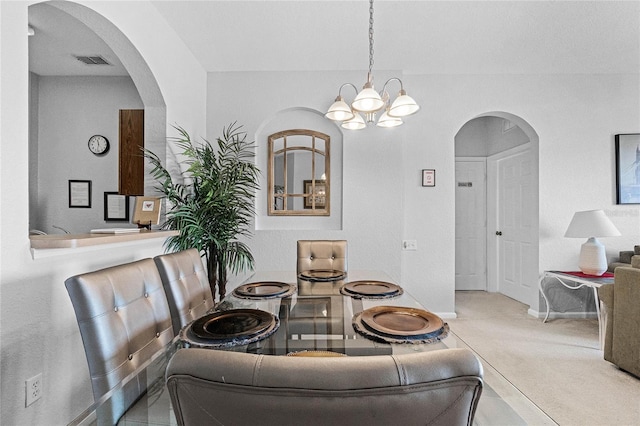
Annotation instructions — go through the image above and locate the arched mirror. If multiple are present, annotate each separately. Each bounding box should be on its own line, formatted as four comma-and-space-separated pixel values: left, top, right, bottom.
268, 129, 330, 216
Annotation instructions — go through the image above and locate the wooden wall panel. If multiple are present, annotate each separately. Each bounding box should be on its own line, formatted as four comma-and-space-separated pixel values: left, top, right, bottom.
118, 109, 145, 195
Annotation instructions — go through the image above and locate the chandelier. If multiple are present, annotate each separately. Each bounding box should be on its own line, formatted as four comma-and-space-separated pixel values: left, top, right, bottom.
325, 0, 420, 130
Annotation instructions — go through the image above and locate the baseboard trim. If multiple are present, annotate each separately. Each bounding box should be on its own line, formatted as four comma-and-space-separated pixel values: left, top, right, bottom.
528, 308, 598, 320
436, 312, 458, 319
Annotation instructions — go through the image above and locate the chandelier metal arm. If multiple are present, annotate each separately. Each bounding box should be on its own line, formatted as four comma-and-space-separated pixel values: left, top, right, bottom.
337, 83, 360, 98
381, 77, 404, 95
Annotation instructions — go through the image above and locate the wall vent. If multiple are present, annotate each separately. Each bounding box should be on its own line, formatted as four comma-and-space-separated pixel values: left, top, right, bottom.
74, 55, 111, 66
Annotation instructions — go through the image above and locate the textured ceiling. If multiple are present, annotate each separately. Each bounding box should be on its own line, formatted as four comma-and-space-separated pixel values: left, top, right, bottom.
29, 3, 127, 76
29, 1, 640, 77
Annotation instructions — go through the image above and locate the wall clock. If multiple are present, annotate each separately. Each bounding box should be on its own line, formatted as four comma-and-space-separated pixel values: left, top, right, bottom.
88, 134, 110, 155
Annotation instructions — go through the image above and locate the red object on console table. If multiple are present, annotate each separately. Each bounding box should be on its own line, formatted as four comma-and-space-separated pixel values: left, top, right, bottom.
561, 271, 614, 278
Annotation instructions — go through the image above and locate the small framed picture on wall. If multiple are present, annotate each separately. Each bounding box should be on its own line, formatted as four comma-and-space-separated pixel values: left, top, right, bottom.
69, 180, 92, 208
422, 169, 435, 187
104, 192, 130, 221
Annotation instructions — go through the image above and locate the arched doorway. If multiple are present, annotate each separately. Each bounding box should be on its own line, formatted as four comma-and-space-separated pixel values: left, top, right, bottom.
454, 112, 540, 308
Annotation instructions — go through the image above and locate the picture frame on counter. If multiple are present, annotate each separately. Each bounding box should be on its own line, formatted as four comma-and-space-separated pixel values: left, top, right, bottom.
132, 196, 161, 228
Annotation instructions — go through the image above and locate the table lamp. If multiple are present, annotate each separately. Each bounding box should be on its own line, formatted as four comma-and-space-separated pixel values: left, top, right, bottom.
564, 210, 621, 275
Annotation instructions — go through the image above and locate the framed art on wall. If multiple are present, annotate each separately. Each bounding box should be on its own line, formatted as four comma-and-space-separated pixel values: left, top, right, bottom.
615, 133, 640, 204
104, 192, 130, 221
69, 180, 92, 208
422, 169, 435, 187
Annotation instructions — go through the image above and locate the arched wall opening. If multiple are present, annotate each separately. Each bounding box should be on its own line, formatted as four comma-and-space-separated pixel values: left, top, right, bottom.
454, 111, 540, 311
29, 1, 167, 232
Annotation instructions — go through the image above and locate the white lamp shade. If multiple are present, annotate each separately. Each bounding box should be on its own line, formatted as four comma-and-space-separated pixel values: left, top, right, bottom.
564, 210, 621, 238
376, 110, 403, 128
341, 113, 366, 130
352, 87, 385, 113
325, 98, 355, 122
388, 92, 420, 117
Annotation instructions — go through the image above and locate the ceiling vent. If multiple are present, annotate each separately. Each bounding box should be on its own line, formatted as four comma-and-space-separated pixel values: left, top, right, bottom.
74, 55, 111, 66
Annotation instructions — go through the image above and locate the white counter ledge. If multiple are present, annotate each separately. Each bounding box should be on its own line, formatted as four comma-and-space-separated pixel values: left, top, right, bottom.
29, 230, 179, 259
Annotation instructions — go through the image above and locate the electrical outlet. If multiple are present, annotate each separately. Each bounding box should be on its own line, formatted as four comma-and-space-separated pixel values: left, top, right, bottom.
25, 373, 42, 407
402, 240, 418, 251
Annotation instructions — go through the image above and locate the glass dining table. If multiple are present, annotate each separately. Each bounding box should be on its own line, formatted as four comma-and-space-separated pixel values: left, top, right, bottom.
73, 270, 555, 425
179, 270, 452, 356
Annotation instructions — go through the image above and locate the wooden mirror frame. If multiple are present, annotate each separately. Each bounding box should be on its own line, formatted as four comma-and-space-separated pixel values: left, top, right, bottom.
268, 129, 330, 216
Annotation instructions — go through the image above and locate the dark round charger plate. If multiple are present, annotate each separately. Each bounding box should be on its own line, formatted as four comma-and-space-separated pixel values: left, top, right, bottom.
340, 280, 403, 299
352, 306, 449, 344
190, 308, 277, 342
233, 281, 296, 299
298, 269, 347, 282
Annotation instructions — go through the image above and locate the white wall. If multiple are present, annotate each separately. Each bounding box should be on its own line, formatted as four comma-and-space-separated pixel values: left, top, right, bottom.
0, 2, 206, 424
34, 76, 143, 233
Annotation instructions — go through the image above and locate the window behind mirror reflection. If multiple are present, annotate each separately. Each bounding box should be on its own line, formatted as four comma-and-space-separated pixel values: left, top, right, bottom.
268, 129, 330, 216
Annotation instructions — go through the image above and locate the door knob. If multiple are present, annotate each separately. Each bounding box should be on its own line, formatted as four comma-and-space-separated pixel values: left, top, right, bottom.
496, 231, 503, 236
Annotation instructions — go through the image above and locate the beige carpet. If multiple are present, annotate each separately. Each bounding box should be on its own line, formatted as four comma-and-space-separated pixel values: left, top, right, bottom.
449, 291, 640, 426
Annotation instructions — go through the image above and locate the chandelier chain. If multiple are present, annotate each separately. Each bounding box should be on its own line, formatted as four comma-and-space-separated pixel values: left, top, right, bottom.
368, 0, 375, 75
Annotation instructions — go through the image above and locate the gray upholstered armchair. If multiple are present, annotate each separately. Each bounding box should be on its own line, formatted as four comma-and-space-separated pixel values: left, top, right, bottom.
598, 264, 640, 378
166, 348, 484, 426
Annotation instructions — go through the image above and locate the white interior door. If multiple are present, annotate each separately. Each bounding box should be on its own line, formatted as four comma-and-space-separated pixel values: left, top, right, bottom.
494, 147, 535, 303
455, 159, 487, 290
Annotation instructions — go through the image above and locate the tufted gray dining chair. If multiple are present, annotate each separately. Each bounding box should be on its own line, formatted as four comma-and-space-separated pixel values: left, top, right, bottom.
65, 258, 174, 424
296, 240, 348, 274
166, 347, 484, 426
154, 248, 215, 335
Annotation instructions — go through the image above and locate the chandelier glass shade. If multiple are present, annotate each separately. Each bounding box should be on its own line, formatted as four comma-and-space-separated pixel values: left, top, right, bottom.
377, 108, 403, 128
389, 90, 420, 117
325, 96, 355, 122
351, 80, 385, 113
325, 0, 420, 129
341, 112, 366, 130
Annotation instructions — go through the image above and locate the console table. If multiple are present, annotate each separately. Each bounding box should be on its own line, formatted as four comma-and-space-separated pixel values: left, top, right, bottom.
539, 270, 614, 349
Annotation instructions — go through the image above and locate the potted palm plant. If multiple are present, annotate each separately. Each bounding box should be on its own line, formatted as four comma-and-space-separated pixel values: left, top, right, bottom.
145, 123, 259, 300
